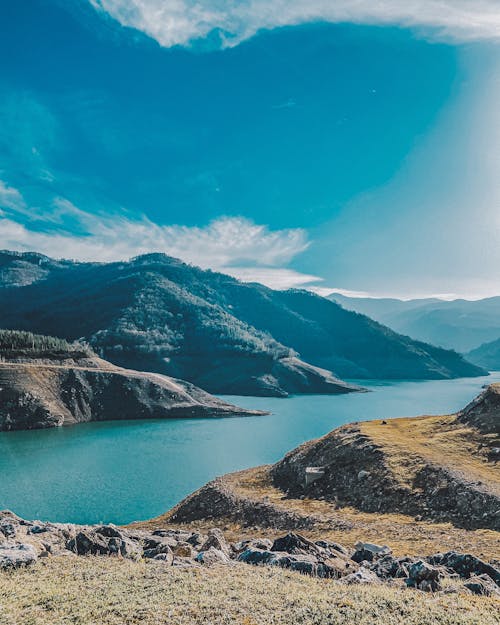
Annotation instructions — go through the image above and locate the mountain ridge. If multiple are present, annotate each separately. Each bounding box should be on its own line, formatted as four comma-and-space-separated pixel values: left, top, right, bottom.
0, 251, 485, 395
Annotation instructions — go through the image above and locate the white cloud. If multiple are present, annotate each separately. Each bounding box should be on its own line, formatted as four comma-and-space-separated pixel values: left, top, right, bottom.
89, 0, 500, 47
0, 180, 27, 212
225, 266, 324, 290
0, 184, 315, 288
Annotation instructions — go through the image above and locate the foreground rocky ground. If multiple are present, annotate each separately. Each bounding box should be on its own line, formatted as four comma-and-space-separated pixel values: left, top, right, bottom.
1, 510, 499, 601
2, 557, 499, 625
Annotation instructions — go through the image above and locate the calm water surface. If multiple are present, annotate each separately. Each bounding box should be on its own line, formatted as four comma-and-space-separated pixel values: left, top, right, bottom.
0, 373, 498, 524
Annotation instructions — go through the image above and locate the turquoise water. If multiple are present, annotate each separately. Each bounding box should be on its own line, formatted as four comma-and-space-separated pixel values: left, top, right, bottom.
0, 373, 497, 525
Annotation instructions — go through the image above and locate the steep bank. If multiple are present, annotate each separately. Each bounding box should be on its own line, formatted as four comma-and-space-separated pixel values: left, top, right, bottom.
0, 331, 264, 431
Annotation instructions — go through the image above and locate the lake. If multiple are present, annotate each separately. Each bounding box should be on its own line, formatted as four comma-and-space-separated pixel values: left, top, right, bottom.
0, 373, 497, 525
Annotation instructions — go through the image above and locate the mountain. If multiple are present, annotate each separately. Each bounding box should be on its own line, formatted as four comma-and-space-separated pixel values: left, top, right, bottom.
329, 293, 500, 353
467, 338, 500, 371
0, 251, 484, 395
0, 329, 264, 431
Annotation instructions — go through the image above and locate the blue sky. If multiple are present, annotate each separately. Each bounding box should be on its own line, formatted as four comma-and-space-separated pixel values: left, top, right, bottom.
0, 0, 499, 298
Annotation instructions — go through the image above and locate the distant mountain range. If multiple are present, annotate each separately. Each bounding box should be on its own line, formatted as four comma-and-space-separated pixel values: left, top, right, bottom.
0, 251, 485, 396
467, 339, 500, 371
329, 293, 500, 354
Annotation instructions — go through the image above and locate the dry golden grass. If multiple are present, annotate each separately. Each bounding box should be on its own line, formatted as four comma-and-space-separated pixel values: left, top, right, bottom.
360, 414, 500, 493
1, 557, 499, 625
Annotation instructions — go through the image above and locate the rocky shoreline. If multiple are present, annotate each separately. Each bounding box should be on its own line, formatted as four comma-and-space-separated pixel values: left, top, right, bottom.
1, 510, 499, 598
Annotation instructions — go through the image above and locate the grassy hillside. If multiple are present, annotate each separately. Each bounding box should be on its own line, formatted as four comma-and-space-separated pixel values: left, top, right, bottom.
0, 252, 485, 395
1, 558, 498, 625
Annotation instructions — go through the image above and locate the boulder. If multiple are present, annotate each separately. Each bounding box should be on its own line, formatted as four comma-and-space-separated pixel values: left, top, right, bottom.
369, 555, 414, 580
0, 543, 38, 569
0, 521, 17, 539
172, 542, 194, 558
143, 543, 174, 559
195, 547, 231, 566
238, 549, 279, 566
271, 533, 321, 556
428, 552, 500, 585
232, 538, 273, 553
200, 528, 230, 556
406, 560, 442, 592
315, 540, 349, 556
152, 551, 174, 565
339, 567, 379, 585
464, 574, 500, 597
67, 530, 141, 559
352, 542, 391, 564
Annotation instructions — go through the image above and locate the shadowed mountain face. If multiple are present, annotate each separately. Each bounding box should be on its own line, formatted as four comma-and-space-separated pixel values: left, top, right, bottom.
329, 293, 500, 354
0, 251, 485, 395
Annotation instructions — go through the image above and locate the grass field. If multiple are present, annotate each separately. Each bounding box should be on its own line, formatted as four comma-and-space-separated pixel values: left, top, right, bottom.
1, 557, 499, 625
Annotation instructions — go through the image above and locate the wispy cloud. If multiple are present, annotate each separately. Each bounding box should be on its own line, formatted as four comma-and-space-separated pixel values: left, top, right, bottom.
0, 180, 317, 288
0, 180, 27, 213
89, 0, 500, 48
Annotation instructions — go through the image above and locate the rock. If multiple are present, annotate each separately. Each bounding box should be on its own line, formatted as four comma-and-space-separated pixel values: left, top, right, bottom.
339, 567, 379, 585
232, 538, 273, 553
195, 547, 231, 566
0, 522, 16, 538
369, 555, 414, 580
143, 543, 174, 559
172, 542, 194, 558
352, 542, 391, 563
67, 531, 109, 555
94, 525, 123, 539
143, 537, 177, 551
271, 533, 321, 556
67, 530, 141, 559
358, 470, 371, 480
0, 543, 38, 569
200, 528, 230, 556
153, 551, 174, 565
238, 549, 279, 566
238, 548, 347, 579
28, 524, 49, 535
406, 560, 442, 592
315, 540, 349, 556
428, 552, 500, 585
464, 574, 500, 597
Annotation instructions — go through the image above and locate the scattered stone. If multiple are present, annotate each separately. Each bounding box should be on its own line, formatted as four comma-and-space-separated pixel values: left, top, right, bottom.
153, 551, 174, 565
200, 528, 230, 556
195, 547, 231, 566
406, 560, 442, 592
172, 542, 194, 558
271, 532, 321, 556
352, 542, 391, 563
428, 552, 500, 585
339, 567, 379, 585
0, 543, 38, 569
464, 574, 500, 597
